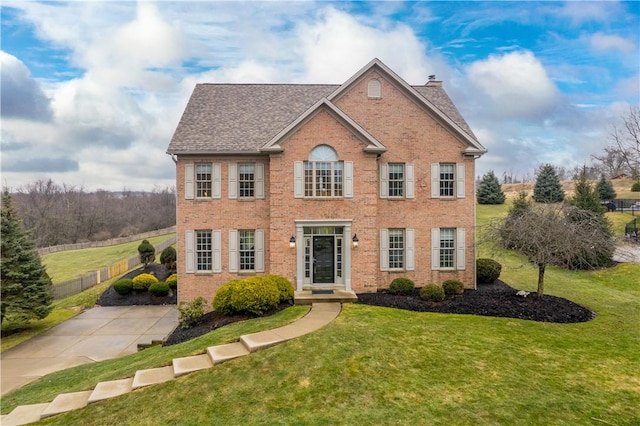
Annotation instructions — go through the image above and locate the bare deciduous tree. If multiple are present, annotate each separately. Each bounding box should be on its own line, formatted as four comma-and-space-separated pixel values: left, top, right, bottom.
609, 106, 640, 179
483, 203, 614, 297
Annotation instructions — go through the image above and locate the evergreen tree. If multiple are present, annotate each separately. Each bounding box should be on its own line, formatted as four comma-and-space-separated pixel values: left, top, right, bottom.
137, 239, 156, 269
1, 191, 53, 325
533, 164, 565, 203
476, 171, 506, 204
510, 191, 531, 217
568, 167, 605, 214
596, 174, 616, 200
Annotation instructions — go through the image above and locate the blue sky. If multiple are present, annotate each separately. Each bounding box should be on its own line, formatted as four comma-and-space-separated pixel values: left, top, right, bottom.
1, 1, 639, 191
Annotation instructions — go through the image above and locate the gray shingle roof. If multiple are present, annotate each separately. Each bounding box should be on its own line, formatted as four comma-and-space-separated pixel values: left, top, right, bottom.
168, 84, 338, 154
167, 81, 480, 155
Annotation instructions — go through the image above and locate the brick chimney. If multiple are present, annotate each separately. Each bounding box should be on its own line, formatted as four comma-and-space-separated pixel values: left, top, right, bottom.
426, 75, 442, 86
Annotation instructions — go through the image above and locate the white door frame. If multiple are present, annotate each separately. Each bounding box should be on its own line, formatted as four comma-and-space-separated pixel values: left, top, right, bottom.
294, 219, 353, 292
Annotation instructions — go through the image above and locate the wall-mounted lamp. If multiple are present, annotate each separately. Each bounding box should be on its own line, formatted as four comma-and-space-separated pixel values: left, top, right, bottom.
352, 234, 359, 249
289, 235, 296, 248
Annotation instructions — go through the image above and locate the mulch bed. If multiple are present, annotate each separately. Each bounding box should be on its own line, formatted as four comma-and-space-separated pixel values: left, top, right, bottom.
96, 263, 177, 306
356, 280, 595, 323
97, 268, 595, 346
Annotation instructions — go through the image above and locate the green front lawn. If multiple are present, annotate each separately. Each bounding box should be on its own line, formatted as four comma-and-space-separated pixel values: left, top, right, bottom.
4, 258, 637, 425
42, 234, 174, 283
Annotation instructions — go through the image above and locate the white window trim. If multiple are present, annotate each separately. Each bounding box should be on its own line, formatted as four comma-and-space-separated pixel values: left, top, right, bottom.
185, 162, 221, 199
185, 229, 221, 273
294, 160, 352, 198
229, 229, 264, 273
431, 163, 465, 199
431, 227, 466, 270
380, 228, 414, 271
380, 163, 414, 199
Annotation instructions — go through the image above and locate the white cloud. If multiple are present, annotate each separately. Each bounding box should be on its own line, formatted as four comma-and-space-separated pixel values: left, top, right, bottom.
589, 32, 636, 52
0, 51, 53, 120
294, 7, 443, 84
465, 51, 559, 119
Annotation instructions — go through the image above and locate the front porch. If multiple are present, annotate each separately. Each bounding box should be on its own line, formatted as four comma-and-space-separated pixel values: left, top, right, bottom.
294, 289, 358, 305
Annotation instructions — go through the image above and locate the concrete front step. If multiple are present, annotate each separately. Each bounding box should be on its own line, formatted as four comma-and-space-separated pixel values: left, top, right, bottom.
40, 390, 93, 419
207, 342, 250, 364
132, 365, 174, 389
88, 378, 134, 403
0, 403, 50, 426
295, 290, 357, 305
173, 354, 214, 377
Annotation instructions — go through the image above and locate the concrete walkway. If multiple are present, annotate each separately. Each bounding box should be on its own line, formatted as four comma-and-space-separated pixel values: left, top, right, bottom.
1, 303, 341, 426
1, 305, 178, 396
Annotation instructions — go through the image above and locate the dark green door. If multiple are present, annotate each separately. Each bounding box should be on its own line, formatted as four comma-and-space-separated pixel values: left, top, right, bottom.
313, 236, 334, 284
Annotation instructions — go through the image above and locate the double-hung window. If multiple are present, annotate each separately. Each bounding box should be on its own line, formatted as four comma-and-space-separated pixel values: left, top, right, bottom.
439, 228, 455, 268
196, 230, 212, 271
380, 163, 414, 198
388, 164, 405, 197
185, 163, 221, 199
229, 229, 264, 273
238, 164, 255, 198
196, 164, 212, 198
431, 163, 466, 198
295, 145, 353, 198
239, 230, 255, 271
388, 229, 405, 269
431, 228, 466, 270
229, 162, 264, 199
380, 228, 415, 271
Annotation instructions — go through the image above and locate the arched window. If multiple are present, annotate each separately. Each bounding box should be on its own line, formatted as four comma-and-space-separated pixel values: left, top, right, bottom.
304, 145, 343, 197
368, 79, 381, 98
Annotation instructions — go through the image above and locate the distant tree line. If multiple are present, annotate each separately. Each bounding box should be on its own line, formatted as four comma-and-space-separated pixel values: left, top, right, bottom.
6, 179, 176, 248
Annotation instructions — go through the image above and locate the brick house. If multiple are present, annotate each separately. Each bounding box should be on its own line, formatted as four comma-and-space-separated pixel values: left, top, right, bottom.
167, 58, 486, 304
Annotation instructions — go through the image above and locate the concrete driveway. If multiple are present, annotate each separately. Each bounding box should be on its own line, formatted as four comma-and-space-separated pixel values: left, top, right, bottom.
1, 305, 178, 396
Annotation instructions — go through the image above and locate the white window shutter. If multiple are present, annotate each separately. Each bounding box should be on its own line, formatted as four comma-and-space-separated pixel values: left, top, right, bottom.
406, 229, 415, 271
456, 228, 466, 270
379, 164, 388, 198
213, 230, 222, 272
380, 229, 389, 271
185, 230, 195, 273
457, 163, 466, 198
294, 161, 304, 198
431, 163, 440, 198
255, 229, 265, 272
406, 163, 415, 199
344, 161, 354, 198
228, 163, 238, 199
431, 228, 440, 270
229, 230, 238, 272
185, 164, 194, 200
212, 163, 222, 199
255, 163, 265, 199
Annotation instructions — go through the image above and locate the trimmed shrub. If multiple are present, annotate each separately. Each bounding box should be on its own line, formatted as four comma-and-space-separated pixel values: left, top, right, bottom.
137, 239, 156, 268
389, 278, 415, 295
213, 277, 280, 316
632, 181, 640, 192
132, 273, 158, 291
476, 258, 502, 284
149, 281, 170, 297
265, 275, 294, 302
420, 284, 445, 302
178, 296, 207, 329
113, 279, 133, 295
442, 279, 464, 295
160, 246, 177, 272
166, 273, 178, 289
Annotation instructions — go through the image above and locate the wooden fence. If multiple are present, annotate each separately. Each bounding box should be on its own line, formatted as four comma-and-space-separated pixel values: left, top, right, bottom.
37, 226, 176, 255
52, 236, 176, 300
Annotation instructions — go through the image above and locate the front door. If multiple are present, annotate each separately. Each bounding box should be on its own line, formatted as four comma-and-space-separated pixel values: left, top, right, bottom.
313, 236, 334, 284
